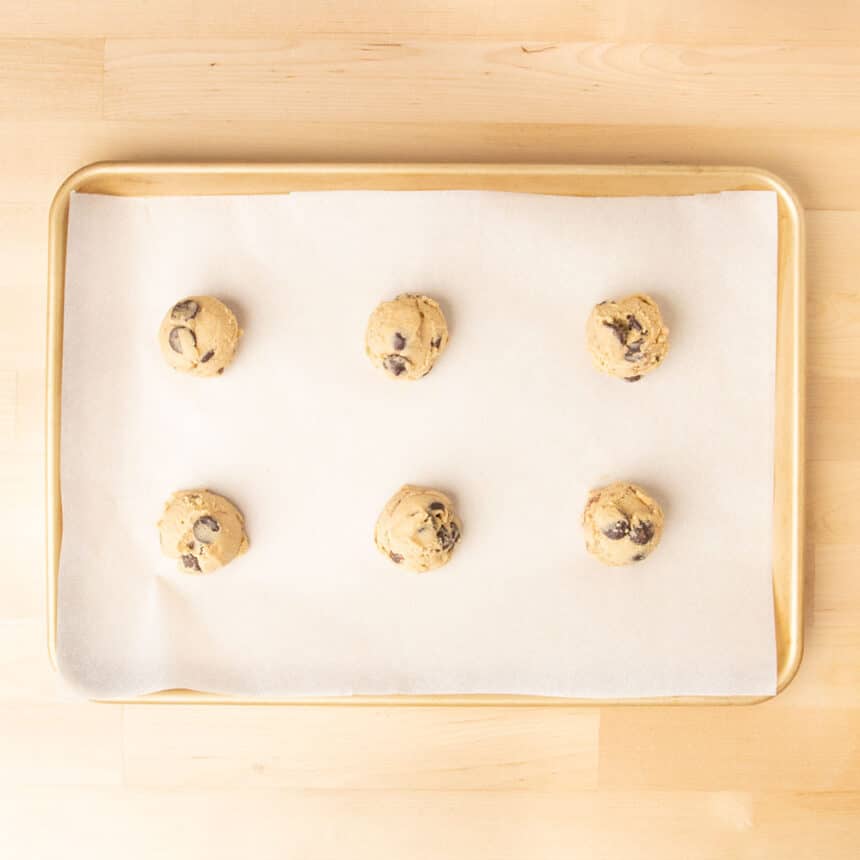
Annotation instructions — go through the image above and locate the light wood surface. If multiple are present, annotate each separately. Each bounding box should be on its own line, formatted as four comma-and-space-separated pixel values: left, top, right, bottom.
0, 2, 857, 856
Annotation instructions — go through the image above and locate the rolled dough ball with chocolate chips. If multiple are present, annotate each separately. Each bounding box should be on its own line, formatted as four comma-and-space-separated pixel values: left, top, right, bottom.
586, 294, 669, 382
158, 296, 241, 377
365, 294, 449, 380
374, 485, 462, 572
582, 481, 664, 566
158, 489, 249, 574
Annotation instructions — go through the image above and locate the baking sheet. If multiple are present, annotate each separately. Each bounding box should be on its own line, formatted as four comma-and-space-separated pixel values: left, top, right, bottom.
58, 188, 777, 699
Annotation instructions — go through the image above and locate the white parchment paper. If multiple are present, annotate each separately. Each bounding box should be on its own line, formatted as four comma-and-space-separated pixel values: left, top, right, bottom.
58, 188, 777, 699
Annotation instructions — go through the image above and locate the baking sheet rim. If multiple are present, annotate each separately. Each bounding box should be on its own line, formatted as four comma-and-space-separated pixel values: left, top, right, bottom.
45, 161, 805, 706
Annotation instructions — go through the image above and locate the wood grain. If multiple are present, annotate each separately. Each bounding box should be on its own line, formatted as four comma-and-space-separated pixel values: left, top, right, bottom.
123, 706, 600, 789
598, 707, 860, 790
0, 621, 61, 703
0, 371, 15, 444
0, 787, 766, 860
103, 39, 860, 127
810, 461, 860, 545
809, 378, 860, 460
0, 702, 123, 785
0, 39, 103, 119
3, 1, 860, 43
3, 1, 860, 856
6, 0, 860, 42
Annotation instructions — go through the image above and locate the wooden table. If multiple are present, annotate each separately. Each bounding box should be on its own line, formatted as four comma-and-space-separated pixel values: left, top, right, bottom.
1, 3, 858, 856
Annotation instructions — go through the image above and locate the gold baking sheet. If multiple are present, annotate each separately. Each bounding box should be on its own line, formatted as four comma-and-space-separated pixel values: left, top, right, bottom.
46, 163, 805, 705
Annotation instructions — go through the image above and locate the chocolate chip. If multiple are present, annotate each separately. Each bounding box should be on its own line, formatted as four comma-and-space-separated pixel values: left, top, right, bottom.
389, 551, 404, 564
171, 300, 200, 322
181, 553, 201, 572
602, 520, 630, 540
629, 521, 655, 545
449, 521, 461, 543
217, 368, 224, 375
627, 314, 643, 333
436, 525, 457, 551
625, 375, 641, 383
632, 553, 646, 562
602, 319, 627, 345
193, 515, 221, 544
431, 336, 442, 349
392, 332, 406, 351
428, 501, 445, 512
383, 355, 407, 376
168, 326, 196, 355
624, 340, 643, 361
200, 349, 215, 363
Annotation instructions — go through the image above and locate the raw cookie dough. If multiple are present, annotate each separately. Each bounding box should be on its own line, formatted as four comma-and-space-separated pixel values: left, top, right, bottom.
158, 489, 249, 574
582, 481, 664, 566
375, 484, 462, 572
586, 294, 669, 382
365, 294, 449, 380
158, 296, 242, 377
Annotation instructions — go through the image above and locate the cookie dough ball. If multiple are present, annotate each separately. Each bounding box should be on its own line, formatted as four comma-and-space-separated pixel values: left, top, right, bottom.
375, 485, 462, 572
582, 482, 664, 566
158, 489, 249, 574
158, 296, 241, 377
586, 294, 669, 382
365, 294, 449, 380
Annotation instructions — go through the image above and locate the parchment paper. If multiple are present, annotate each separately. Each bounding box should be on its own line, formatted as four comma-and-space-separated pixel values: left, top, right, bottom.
58, 188, 777, 698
